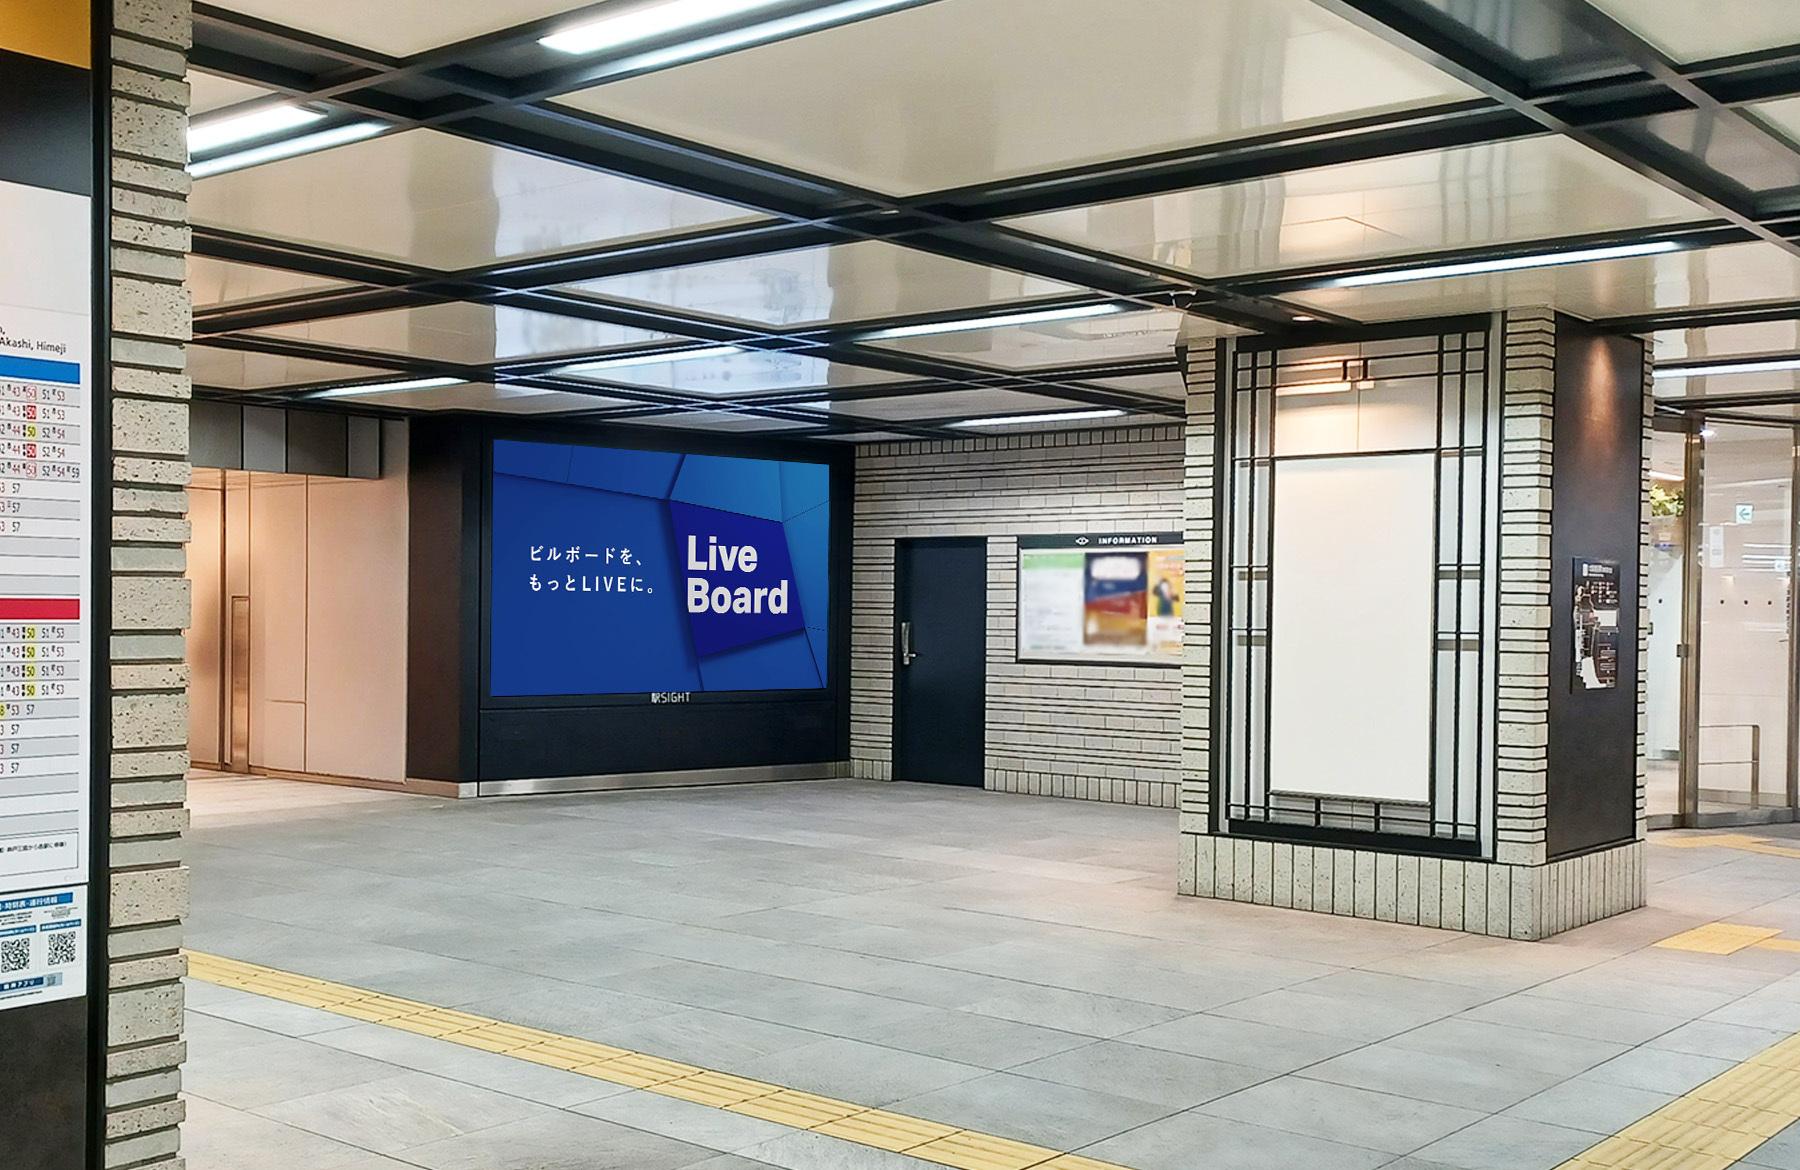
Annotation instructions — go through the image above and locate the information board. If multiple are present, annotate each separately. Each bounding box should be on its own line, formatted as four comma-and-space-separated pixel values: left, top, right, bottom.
488, 439, 830, 697
0, 150, 93, 1015
1574, 557, 1621, 692
1017, 533, 1182, 666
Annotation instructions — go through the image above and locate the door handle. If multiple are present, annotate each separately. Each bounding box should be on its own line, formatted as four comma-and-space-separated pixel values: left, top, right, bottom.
899, 620, 918, 667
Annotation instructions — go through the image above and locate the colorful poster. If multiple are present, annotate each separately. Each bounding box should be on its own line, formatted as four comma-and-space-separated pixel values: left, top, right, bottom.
1574, 558, 1620, 691
1017, 533, 1182, 665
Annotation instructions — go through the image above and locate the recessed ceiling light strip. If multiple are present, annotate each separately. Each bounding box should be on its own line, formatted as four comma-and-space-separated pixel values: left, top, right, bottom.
1332, 239, 1681, 288
188, 101, 326, 154
307, 376, 466, 400
1654, 356, 1800, 380
952, 408, 1125, 428
189, 121, 387, 178
544, 0, 922, 73
553, 344, 747, 376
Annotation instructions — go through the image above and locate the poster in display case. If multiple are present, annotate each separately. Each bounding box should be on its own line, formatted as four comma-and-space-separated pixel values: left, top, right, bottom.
1017, 533, 1182, 666
1573, 557, 1621, 691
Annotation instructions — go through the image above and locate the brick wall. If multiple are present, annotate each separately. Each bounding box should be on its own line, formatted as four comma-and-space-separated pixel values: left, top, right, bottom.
105, 0, 192, 1165
850, 425, 1184, 807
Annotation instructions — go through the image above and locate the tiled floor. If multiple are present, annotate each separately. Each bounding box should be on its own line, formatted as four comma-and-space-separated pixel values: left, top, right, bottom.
182, 774, 1800, 1170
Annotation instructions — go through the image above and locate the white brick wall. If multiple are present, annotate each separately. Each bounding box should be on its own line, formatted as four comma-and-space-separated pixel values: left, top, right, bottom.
852, 425, 1184, 806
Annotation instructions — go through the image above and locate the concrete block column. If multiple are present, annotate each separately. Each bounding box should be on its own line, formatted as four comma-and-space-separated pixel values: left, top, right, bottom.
1176, 311, 1648, 940
106, 0, 192, 1164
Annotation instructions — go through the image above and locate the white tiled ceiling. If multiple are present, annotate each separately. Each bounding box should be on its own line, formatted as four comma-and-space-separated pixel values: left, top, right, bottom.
860, 308, 1199, 370
1584, 0, 1800, 65
555, 0, 1475, 196
204, 0, 602, 57
319, 381, 629, 413
189, 129, 765, 271
188, 256, 352, 311
563, 240, 1078, 329
562, 349, 919, 396
243, 302, 675, 365
188, 347, 402, 391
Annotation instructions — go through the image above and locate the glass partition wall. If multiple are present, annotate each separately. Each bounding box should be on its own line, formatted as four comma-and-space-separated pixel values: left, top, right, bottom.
1646, 415, 1799, 827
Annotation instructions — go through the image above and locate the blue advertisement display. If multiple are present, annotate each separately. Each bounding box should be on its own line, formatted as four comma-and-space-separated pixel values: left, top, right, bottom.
489, 439, 830, 697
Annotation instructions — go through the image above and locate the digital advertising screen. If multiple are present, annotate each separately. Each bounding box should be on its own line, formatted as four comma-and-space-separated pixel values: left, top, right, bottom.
488, 439, 831, 698
1017, 532, 1183, 665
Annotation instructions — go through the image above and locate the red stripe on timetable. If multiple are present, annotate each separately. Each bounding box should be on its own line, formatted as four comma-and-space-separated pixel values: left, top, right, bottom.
0, 598, 80, 619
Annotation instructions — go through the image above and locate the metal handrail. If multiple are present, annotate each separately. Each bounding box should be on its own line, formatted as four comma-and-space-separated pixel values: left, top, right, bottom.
1697, 722, 1762, 808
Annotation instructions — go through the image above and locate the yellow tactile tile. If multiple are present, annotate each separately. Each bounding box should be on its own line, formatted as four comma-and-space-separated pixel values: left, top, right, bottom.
652, 1070, 781, 1108
1654, 923, 1782, 955
813, 1108, 958, 1151
579, 1052, 703, 1088
728, 1088, 864, 1128
1757, 937, 1800, 953
906, 1130, 1063, 1170
1037, 1155, 1139, 1170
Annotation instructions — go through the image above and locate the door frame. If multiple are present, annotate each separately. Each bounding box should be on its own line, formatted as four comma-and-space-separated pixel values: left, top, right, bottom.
891, 536, 988, 785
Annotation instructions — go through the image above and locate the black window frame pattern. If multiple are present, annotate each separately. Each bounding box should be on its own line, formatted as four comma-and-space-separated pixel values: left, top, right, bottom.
1212, 319, 1501, 859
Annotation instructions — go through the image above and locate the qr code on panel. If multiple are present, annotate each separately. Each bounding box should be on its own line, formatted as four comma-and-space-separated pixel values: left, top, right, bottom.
46, 931, 76, 967
0, 935, 29, 974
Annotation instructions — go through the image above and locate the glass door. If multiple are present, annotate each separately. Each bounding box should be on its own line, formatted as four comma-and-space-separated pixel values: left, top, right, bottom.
1644, 425, 1687, 824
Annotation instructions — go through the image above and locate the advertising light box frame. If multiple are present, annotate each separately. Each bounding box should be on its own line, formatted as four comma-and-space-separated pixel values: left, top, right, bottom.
1015, 532, 1184, 669
478, 432, 844, 711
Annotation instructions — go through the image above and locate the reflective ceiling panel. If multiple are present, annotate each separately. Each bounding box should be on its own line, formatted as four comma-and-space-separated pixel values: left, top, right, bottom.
609, 410, 818, 432
1749, 96, 1800, 148
563, 350, 920, 396
189, 129, 765, 271
1654, 367, 1800, 398
186, 71, 279, 115
557, 0, 1476, 196
1583, 0, 1800, 64
207, 0, 600, 57
323, 382, 628, 413
1009, 135, 1709, 279
861, 308, 1196, 370
1077, 371, 1187, 401
817, 388, 1098, 421
563, 240, 1079, 328
188, 347, 400, 391
241, 302, 675, 366
1652, 319, 1800, 361
188, 256, 353, 311
1285, 242, 1800, 322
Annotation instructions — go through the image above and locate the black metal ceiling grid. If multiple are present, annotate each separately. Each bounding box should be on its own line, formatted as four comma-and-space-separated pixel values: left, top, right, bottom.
184, 0, 1800, 434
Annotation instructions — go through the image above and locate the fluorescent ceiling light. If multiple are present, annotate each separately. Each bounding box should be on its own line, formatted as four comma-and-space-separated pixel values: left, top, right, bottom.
561, 0, 921, 74
1648, 470, 1684, 483
952, 408, 1125, 428
1276, 380, 1372, 398
556, 344, 746, 375
188, 102, 325, 154
860, 303, 1123, 342
541, 0, 793, 54
1654, 356, 1800, 380
309, 376, 465, 399
1333, 239, 1681, 288
189, 121, 386, 178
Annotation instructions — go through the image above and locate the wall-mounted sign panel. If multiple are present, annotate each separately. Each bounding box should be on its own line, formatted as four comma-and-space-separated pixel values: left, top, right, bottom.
488, 439, 830, 697
1573, 557, 1620, 691
1268, 454, 1434, 804
1017, 533, 1183, 666
0, 52, 93, 1012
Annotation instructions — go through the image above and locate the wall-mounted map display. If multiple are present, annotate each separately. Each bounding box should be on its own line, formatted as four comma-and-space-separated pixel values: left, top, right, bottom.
1017, 533, 1182, 666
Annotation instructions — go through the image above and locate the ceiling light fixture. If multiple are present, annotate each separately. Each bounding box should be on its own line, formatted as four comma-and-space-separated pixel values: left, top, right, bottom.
307, 376, 466, 400
859, 303, 1123, 342
188, 121, 386, 178
1648, 470, 1684, 483
188, 102, 326, 155
541, 0, 794, 53
542, 0, 915, 69
1333, 239, 1681, 288
952, 408, 1126, 428
1654, 356, 1800, 379
554, 344, 746, 376
1275, 381, 1364, 398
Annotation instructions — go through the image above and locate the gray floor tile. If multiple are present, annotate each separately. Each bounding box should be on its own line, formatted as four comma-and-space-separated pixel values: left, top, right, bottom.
1747, 1120, 1800, 1169
189, 991, 363, 1039
183, 1029, 398, 1110
959, 983, 1189, 1038
1502, 1078, 1673, 1135
738, 1130, 941, 1169
1456, 995, 1686, 1046
305, 1021, 626, 1109
1120, 1012, 1364, 1072
575, 1090, 795, 1154
1647, 1018, 1791, 1061
1383, 1018, 1629, 1078
1299, 1044, 1563, 1112
254, 1071, 548, 1154
1199, 1075, 1486, 1156
1578, 1046, 1737, 1095
401, 1110, 721, 1170
1010, 1040, 1271, 1108
1076, 1109, 1394, 1170
598, 1008, 825, 1070
1207, 988, 1446, 1043
1406, 1115, 1600, 1170
889, 1070, 1177, 1150
735, 1037, 987, 1106
182, 1095, 392, 1170
853, 1008, 1091, 1070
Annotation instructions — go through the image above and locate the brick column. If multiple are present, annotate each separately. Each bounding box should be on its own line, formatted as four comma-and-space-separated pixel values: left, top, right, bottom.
105, 0, 192, 1165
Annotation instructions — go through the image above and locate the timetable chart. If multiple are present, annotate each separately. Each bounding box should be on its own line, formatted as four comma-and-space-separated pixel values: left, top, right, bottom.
0, 341, 91, 900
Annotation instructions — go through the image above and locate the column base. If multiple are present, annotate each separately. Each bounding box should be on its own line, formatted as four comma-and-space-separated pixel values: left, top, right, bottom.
1176, 833, 1645, 940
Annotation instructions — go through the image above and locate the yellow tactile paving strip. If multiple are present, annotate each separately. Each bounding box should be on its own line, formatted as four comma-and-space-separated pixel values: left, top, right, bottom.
184, 951, 1137, 1170
1655, 833, 1800, 862
1558, 1030, 1800, 1170
188, 949, 1800, 1170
